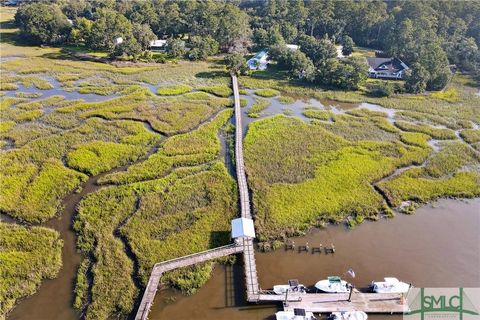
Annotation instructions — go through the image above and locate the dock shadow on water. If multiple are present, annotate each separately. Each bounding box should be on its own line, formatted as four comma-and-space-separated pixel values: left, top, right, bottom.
149, 198, 479, 320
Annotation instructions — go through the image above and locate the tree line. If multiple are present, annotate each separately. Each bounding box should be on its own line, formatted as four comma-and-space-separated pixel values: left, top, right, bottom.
14, 0, 480, 92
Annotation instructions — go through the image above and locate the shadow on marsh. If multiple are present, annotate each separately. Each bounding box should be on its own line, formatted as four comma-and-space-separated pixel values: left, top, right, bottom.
196, 70, 229, 79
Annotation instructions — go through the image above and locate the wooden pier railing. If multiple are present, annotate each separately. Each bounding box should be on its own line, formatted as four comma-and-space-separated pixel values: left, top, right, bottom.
232, 74, 260, 302
135, 243, 244, 320
134, 74, 259, 319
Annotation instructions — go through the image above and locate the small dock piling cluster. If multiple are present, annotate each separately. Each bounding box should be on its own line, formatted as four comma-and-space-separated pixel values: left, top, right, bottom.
285, 241, 336, 254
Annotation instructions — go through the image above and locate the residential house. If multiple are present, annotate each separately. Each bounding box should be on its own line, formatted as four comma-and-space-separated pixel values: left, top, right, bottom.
366, 57, 409, 79
247, 44, 299, 71
149, 39, 167, 52
247, 49, 269, 70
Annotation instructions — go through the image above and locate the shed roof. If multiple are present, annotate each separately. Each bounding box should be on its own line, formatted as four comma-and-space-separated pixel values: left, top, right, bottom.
231, 218, 256, 238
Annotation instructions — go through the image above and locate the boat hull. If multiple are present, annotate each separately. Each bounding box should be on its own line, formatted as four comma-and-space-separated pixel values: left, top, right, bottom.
330, 311, 368, 320
314, 279, 350, 293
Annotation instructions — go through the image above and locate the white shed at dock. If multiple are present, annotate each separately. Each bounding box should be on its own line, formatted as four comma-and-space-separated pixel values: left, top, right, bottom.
231, 217, 256, 238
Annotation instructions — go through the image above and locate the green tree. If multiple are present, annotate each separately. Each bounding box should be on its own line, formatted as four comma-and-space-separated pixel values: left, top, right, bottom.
288, 50, 316, 81
166, 38, 186, 58
298, 34, 336, 67
69, 17, 93, 45
216, 4, 252, 53
224, 53, 249, 75
319, 57, 368, 90
15, 3, 71, 45
405, 63, 428, 93
110, 37, 142, 60
132, 23, 156, 51
341, 35, 354, 56
187, 35, 219, 61
89, 9, 134, 52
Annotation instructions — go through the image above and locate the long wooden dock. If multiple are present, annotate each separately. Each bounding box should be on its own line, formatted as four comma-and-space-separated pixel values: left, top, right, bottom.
135, 243, 244, 320
232, 74, 260, 302
134, 74, 408, 319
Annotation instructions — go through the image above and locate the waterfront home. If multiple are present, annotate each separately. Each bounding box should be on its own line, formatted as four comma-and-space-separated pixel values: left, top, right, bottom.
248, 44, 299, 70
366, 57, 409, 79
247, 49, 269, 70
149, 39, 167, 52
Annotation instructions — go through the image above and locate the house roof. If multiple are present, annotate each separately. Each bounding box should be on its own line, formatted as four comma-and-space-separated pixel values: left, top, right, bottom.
150, 39, 167, 47
366, 57, 408, 73
285, 44, 299, 51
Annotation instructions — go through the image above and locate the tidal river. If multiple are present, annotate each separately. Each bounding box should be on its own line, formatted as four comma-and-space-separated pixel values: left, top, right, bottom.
150, 198, 480, 320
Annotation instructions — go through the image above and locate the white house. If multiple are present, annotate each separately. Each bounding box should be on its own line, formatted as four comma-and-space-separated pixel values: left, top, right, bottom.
366, 57, 409, 79
247, 49, 269, 70
149, 39, 167, 52
247, 44, 300, 71
335, 45, 344, 58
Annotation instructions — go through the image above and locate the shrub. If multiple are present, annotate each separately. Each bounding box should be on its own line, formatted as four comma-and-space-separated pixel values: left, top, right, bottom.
368, 82, 394, 97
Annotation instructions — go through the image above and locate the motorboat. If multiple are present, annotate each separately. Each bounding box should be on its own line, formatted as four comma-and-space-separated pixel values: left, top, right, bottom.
276, 309, 316, 320
273, 284, 307, 295
315, 276, 350, 293
273, 279, 307, 295
328, 311, 368, 320
370, 277, 410, 293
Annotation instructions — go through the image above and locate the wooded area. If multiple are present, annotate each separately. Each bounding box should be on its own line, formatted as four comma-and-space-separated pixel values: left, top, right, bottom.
13, 0, 480, 93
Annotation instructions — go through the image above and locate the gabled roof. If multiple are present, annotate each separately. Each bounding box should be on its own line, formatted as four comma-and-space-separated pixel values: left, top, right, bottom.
366, 57, 408, 73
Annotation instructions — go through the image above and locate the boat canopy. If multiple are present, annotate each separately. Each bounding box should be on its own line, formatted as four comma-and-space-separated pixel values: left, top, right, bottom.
328, 276, 342, 283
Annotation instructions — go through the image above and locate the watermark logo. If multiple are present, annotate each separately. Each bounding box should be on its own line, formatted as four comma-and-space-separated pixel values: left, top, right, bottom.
405, 288, 480, 320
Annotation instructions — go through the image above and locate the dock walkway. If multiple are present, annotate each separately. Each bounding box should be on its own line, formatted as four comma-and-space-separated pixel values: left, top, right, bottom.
232, 74, 260, 302
135, 243, 244, 320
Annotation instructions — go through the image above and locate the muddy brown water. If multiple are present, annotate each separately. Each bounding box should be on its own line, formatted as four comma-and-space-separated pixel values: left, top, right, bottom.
149, 198, 480, 320
6, 138, 162, 320
6, 168, 118, 320
4, 86, 480, 319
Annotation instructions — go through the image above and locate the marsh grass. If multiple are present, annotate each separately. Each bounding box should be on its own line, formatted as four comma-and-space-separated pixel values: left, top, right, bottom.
460, 129, 480, 144
302, 109, 333, 121
157, 84, 193, 96
394, 121, 457, 139
255, 88, 280, 97
199, 85, 232, 97
246, 98, 270, 118
0, 223, 63, 317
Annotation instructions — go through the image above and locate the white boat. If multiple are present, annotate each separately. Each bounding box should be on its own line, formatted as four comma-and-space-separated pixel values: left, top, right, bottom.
273, 284, 307, 295
276, 310, 316, 320
370, 277, 410, 293
328, 311, 368, 320
315, 276, 350, 293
